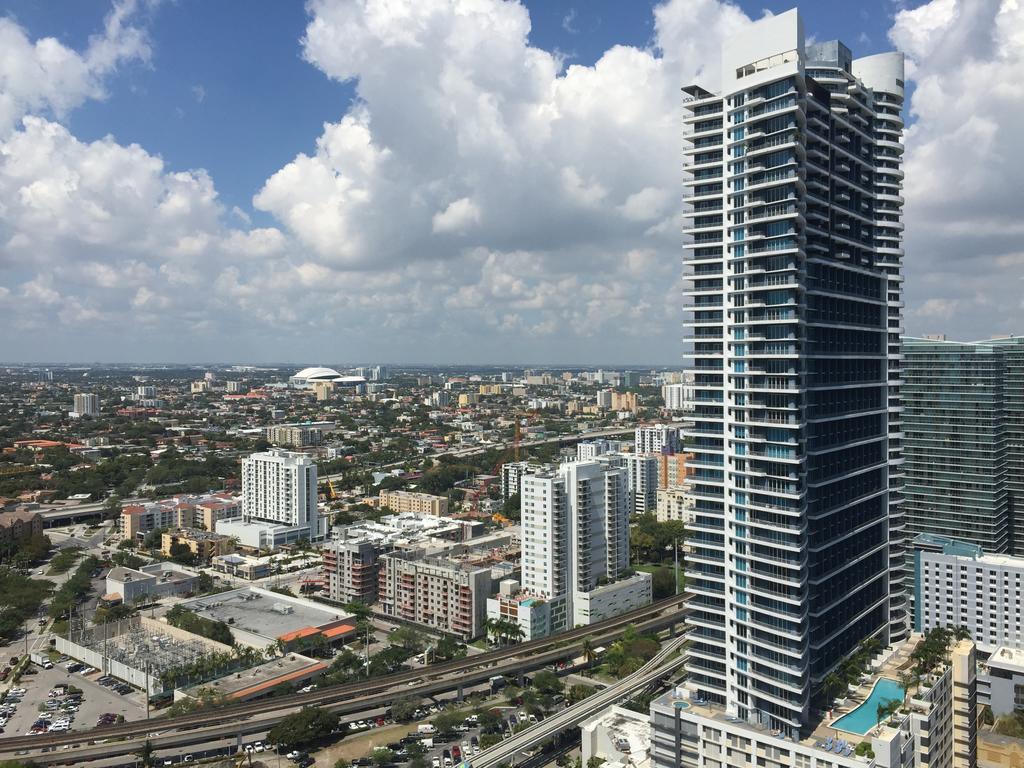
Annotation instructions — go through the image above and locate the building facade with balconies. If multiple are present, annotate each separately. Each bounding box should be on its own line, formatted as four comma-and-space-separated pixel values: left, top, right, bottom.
377, 550, 490, 640
681, 9, 905, 736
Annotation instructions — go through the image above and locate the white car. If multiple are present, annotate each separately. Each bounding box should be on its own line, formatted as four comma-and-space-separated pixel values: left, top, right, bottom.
254, 742, 265, 753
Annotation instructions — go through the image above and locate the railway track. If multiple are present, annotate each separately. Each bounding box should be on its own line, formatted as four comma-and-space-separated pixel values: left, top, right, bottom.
0, 593, 688, 756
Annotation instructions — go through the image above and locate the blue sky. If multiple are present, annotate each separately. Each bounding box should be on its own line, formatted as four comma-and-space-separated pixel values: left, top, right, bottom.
0, 0, 1018, 364
2, 0, 902, 223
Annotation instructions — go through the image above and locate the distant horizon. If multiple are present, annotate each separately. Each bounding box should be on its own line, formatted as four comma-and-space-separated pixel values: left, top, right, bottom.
0, 360, 690, 370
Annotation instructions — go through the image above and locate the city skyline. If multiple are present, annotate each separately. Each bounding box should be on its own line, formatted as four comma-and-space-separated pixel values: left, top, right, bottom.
0, 0, 1019, 363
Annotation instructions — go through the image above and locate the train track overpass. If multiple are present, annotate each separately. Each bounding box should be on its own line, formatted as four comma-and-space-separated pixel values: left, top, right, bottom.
0, 594, 688, 765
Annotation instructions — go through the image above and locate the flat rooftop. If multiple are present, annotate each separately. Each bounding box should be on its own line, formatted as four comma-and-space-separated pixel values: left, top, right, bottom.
987, 645, 1024, 672
177, 587, 353, 643
182, 653, 327, 700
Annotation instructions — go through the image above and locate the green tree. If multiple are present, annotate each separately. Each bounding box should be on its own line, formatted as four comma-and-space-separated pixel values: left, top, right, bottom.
195, 571, 215, 594
169, 542, 196, 566
136, 740, 156, 768
501, 492, 521, 521
532, 670, 563, 697
372, 748, 395, 766
434, 710, 467, 733
390, 697, 418, 722
568, 683, 597, 704
267, 706, 339, 749
390, 626, 424, 653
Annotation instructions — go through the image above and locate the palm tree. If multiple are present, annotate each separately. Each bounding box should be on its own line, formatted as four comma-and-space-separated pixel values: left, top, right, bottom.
822, 673, 845, 703
581, 637, 597, 664
898, 670, 919, 703
136, 739, 156, 768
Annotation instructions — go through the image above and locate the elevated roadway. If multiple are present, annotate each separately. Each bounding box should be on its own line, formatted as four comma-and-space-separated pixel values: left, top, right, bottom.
471, 634, 688, 768
0, 594, 688, 764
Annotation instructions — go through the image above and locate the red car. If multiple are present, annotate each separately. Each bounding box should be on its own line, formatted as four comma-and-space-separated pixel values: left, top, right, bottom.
452, 746, 462, 762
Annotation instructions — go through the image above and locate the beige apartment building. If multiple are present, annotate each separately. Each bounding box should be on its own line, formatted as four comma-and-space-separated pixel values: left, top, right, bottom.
0, 508, 43, 554
378, 490, 449, 517
121, 493, 240, 542
378, 551, 490, 640
161, 528, 235, 562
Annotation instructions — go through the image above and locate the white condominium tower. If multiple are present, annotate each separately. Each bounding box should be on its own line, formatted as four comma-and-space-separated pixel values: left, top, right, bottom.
241, 448, 317, 528
682, 10, 905, 735
520, 460, 630, 631
635, 424, 682, 455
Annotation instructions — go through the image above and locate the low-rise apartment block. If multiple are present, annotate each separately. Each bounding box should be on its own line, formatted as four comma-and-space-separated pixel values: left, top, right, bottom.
323, 538, 382, 605
211, 552, 272, 580
379, 489, 449, 516
265, 424, 324, 447
161, 528, 235, 562
322, 512, 502, 607
121, 493, 240, 542
655, 488, 694, 524
0, 508, 43, 554
486, 579, 552, 642
105, 562, 198, 604
378, 550, 491, 640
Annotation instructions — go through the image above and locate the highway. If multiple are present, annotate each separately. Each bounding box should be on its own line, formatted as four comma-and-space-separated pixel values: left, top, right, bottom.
471, 634, 688, 768
0, 594, 688, 764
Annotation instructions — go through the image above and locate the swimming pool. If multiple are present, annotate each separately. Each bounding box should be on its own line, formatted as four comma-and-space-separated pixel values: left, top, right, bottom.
831, 678, 904, 735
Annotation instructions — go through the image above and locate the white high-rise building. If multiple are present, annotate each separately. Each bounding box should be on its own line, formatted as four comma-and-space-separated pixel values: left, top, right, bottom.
634, 424, 681, 455
73, 393, 100, 417
661, 383, 694, 412
239, 448, 317, 530
680, 9, 905, 736
520, 460, 649, 632
136, 385, 157, 400
577, 439, 616, 461
624, 453, 659, 516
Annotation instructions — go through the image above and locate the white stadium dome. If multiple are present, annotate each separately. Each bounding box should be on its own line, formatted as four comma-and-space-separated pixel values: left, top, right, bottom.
290, 367, 367, 386
294, 366, 343, 381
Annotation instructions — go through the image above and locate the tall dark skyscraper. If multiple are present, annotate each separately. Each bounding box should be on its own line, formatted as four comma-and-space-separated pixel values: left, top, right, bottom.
679, 9, 905, 735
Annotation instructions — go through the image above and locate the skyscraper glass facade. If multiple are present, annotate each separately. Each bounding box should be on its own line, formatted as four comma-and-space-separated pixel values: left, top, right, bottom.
681, 10, 904, 736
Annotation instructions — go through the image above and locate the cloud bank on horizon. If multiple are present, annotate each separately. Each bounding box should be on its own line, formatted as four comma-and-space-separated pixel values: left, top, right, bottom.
0, 0, 1020, 363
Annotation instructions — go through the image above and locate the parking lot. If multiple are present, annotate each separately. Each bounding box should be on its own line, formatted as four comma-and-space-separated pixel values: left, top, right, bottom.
0, 660, 146, 738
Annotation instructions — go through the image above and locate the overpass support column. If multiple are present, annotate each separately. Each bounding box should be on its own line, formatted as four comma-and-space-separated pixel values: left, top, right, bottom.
457, 684, 464, 702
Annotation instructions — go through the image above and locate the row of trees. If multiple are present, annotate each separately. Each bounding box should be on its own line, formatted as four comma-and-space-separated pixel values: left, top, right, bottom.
48, 555, 99, 619
165, 605, 234, 646
0, 532, 51, 567
0, 567, 53, 640
157, 644, 273, 690
485, 617, 525, 646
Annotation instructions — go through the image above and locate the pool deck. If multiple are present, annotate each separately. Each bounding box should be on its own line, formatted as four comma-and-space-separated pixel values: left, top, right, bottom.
814, 634, 920, 742
679, 634, 924, 756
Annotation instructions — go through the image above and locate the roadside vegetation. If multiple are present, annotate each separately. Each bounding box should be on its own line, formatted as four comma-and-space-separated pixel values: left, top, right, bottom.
0, 567, 53, 640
